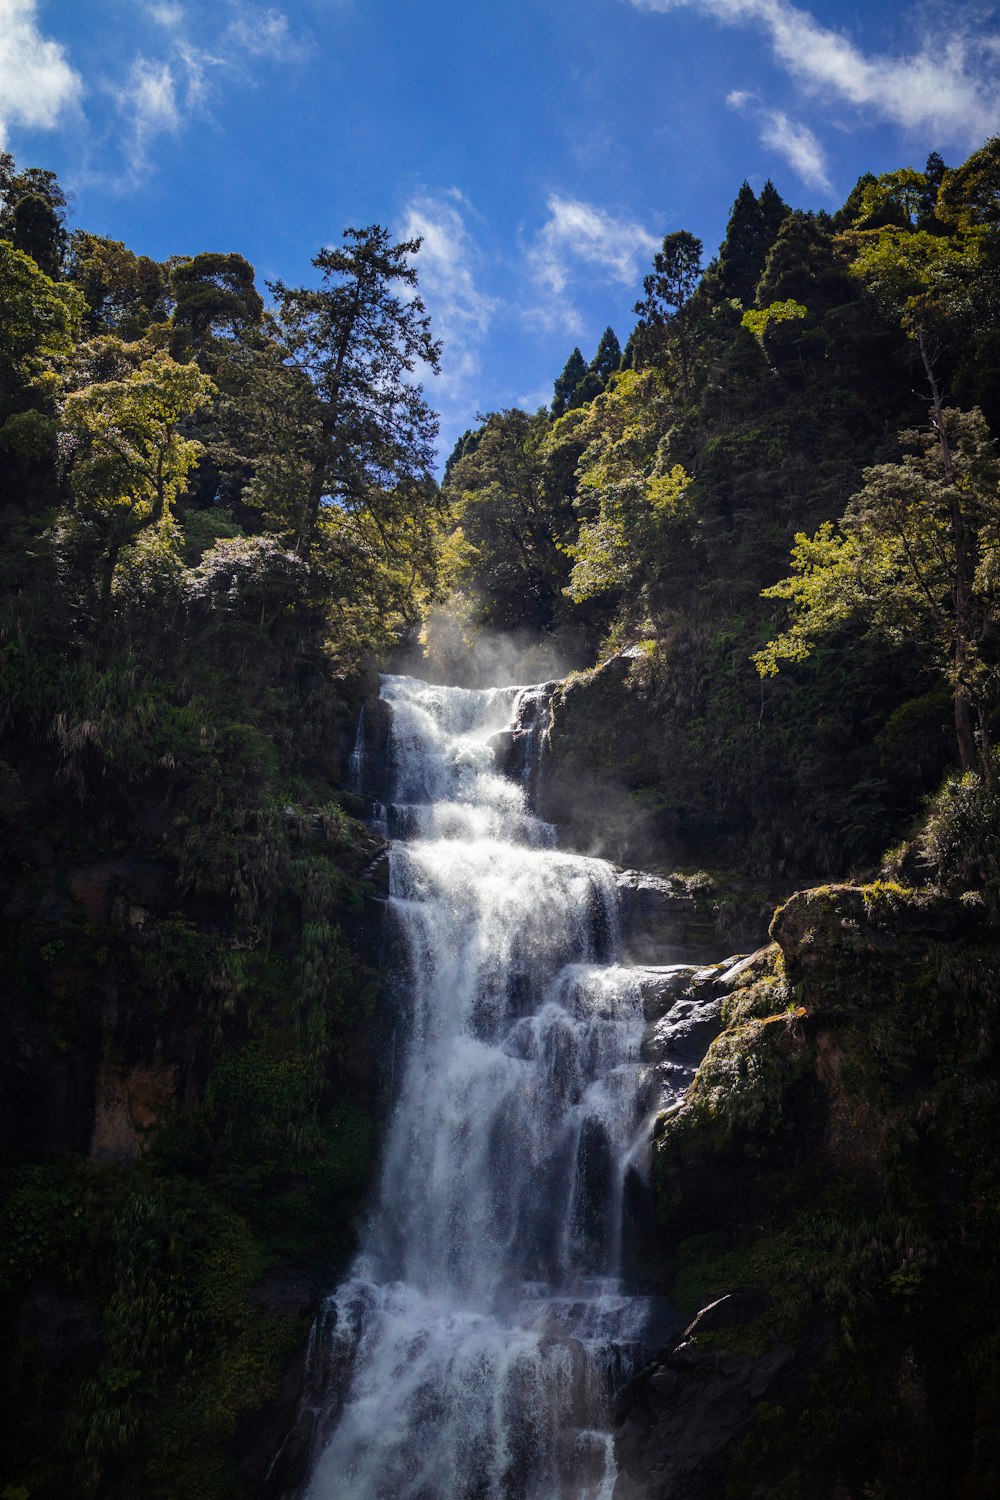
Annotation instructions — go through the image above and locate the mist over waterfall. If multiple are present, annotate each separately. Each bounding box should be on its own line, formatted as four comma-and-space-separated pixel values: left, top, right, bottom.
304, 676, 669, 1500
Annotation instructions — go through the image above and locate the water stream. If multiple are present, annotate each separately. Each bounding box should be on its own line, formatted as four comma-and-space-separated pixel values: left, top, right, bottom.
303, 676, 670, 1500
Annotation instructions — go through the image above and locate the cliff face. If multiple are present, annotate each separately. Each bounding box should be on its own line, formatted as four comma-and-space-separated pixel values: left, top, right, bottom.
615, 883, 1000, 1500
0, 674, 391, 1499
537, 654, 1000, 1497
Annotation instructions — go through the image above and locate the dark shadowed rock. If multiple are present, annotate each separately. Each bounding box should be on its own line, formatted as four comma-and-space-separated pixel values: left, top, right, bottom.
615, 871, 722, 964
612, 1311, 830, 1499
635, 958, 747, 1110
771, 883, 986, 981
350, 696, 393, 801
249, 1265, 323, 1320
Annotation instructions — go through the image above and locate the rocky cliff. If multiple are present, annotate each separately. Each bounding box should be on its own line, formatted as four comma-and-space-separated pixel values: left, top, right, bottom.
0, 670, 392, 1498
613, 883, 1000, 1500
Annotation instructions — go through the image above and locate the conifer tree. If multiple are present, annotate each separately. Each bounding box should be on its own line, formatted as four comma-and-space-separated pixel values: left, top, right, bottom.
715, 181, 789, 306
267, 225, 441, 561
552, 347, 588, 418
589, 326, 622, 386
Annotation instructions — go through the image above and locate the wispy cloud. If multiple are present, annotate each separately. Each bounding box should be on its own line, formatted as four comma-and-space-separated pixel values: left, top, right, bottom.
400, 190, 499, 440
224, 5, 312, 64
110, 5, 308, 181
145, 2, 185, 27
0, 0, 82, 149
525, 195, 659, 332
632, 0, 1000, 145
114, 54, 195, 179
728, 90, 831, 190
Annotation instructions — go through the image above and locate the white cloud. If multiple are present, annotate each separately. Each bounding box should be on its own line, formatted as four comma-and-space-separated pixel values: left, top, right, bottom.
759, 109, 829, 191
400, 190, 499, 436
121, 57, 180, 136
114, 56, 182, 177
225, 6, 311, 64
146, 2, 185, 27
0, 0, 82, 149
524, 195, 658, 333
632, 0, 1000, 145
110, 5, 307, 181
530, 195, 659, 295
728, 90, 831, 190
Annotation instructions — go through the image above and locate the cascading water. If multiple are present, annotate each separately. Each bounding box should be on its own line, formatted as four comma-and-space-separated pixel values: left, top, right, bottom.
304, 676, 668, 1500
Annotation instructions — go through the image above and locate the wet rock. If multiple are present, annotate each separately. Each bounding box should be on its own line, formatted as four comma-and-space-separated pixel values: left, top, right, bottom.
506, 681, 558, 807
233, 1342, 314, 1498
612, 1311, 829, 1499
615, 871, 720, 965
350, 697, 393, 801
635, 959, 747, 1109
633, 964, 701, 1024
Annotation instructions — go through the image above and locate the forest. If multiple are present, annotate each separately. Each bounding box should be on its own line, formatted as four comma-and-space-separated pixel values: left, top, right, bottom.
3, 132, 1000, 1497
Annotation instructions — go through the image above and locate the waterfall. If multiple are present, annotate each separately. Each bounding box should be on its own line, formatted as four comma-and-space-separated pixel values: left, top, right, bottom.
303, 675, 669, 1500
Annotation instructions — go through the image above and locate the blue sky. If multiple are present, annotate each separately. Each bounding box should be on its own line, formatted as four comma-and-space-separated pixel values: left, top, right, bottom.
3, 0, 1000, 460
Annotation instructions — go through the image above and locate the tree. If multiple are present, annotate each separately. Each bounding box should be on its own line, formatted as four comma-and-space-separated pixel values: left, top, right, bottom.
267, 225, 441, 560
588, 327, 622, 387
840, 175, 974, 484
9, 193, 64, 278
68, 233, 169, 339
552, 347, 588, 418
445, 408, 571, 630
633, 231, 703, 394
0, 154, 68, 277
754, 409, 1000, 775
0, 241, 83, 413
170, 252, 263, 357
564, 368, 693, 609
63, 347, 216, 620
714, 181, 789, 306
757, 212, 855, 316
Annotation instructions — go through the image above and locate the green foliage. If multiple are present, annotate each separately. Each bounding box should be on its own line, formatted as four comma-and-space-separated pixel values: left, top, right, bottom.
169, 251, 263, 353
0, 240, 84, 409
740, 298, 807, 340
712, 178, 789, 306
443, 407, 574, 631
921, 754, 1000, 913
68, 232, 170, 339
754, 409, 1000, 773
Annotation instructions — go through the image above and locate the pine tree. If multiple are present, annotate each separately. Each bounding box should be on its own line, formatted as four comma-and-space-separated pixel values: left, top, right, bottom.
715, 181, 789, 307
552, 347, 588, 418
589, 327, 622, 387
267, 225, 441, 560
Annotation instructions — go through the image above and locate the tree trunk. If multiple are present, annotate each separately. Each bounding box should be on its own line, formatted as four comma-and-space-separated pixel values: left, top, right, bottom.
917, 331, 989, 776
99, 542, 121, 625
954, 684, 978, 774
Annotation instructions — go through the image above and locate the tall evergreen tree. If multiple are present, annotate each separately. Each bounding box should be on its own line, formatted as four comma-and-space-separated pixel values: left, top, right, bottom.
589, 326, 622, 386
633, 231, 703, 393
267, 225, 441, 560
714, 181, 789, 306
552, 347, 588, 418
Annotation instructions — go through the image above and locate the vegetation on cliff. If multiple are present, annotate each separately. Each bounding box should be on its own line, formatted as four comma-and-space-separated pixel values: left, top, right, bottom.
0, 153, 439, 1497
435, 141, 1000, 881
